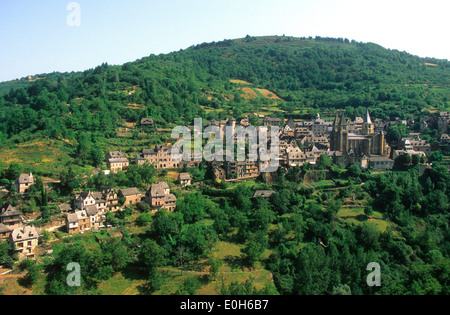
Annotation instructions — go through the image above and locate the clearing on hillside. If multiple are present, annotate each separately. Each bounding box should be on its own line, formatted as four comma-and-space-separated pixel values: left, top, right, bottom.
230, 79, 252, 85
239, 87, 260, 99
255, 88, 282, 100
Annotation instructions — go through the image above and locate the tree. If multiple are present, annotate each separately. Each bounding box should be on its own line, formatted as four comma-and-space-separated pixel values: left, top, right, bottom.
174, 246, 191, 275
411, 154, 420, 166
347, 164, 362, 178
325, 199, 342, 221
395, 153, 412, 169
332, 284, 352, 295
242, 233, 266, 267
364, 205, 374, 219
180, 223, 218, 258
270, 189, 292, 215
5, 162, 22, 181
141, 268, 164, 295
19, 259, 41, 289
100, 239, 129, 272
60, 166, 80, 194
176, 193, 206, 224
207, 254, 223, 281
174, 277, 202, 295
318, 154, 333, 169
429, 151, 443, 164
293, 245, 331, 295
0, 240, 13, 267
136, 212, 152, 226
138, 239, 167, 275
386, 126, 402, 144
250, 199, 275, 232
211, 207, 231, 237
89, 145, 104, 167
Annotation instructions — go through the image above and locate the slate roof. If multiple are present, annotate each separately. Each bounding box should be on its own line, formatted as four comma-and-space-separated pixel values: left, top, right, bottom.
0, 204, 23, 217
120, 188, 141, 196
11, 226, 38, 242
17, 173, 34, 184
179, 173, 191, 180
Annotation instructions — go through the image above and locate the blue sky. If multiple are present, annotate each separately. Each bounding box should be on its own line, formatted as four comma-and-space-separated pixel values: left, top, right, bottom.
1, 0, 449, 82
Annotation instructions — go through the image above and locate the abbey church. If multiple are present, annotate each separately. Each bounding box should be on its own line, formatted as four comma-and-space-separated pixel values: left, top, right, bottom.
330, 111, 390, 157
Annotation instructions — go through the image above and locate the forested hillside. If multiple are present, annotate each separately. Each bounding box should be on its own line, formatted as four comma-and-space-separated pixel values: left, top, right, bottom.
1, 35, 449, 142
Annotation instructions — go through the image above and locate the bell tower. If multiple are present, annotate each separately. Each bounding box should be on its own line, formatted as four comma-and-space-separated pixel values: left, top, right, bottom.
362, 110, 375, 135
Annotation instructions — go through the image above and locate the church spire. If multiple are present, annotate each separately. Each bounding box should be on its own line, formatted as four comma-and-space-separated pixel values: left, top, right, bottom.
365, 110, 373, 124
362, 110, 375, 135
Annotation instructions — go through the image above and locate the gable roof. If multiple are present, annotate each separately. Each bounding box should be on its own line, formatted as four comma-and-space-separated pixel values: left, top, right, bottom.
17, 173, 34, 184
165, 194, 177, 203
179, 173, 191, 180
58, 204, 72, 212
119, 188, 141, 196
159, 182, 169, 190
150, 183, 165, 197
11, 226, 38, 242
67, 213, 79, 224
85, 205, 99, 217
78, 191, 95, 200
0, 223, 11, 234
0, 204, 23, 217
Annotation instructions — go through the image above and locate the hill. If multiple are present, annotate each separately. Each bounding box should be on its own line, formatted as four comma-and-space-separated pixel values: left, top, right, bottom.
0, 35, 449, 174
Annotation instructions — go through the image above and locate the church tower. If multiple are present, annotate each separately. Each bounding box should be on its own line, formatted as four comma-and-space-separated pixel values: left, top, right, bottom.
331, 112, 348, 152
362, 110, 375, 135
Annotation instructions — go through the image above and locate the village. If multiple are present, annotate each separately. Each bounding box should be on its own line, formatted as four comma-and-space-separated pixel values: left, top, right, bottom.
0, 109, 448, 264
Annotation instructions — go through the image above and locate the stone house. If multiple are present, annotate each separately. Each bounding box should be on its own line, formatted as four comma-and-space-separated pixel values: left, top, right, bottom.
118, 188, 143, 206
10, 226, 39, 260
106, 151, 130, 173
145, 182, 176, 212
74, 191, 96, 211
264, 117, 281, 127
0, 223, 12, 240
136, 145, 181, 169
102, 188, 120, 212
178, 173, 192, 186
85, 206, 100, 229
91, 192, 108, 215
368, 156, 394, 171
0, 203, 23, 228
66, 210, 90, 234
14, 173, 35, 194
58, 204, 72, 213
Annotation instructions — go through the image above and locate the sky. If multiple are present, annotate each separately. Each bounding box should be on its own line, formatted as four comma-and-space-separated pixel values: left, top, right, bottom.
0, 0, 449, 82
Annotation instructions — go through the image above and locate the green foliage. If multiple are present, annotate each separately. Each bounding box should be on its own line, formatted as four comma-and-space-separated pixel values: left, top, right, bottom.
176, 192, 206, 224
45, 240, 130, 294
19, 259, 41, 288
135, 212, 152, 226
138, 239, 167, 274
174, 277, 203, 295
1, 36, 449, 296
0, 240, 13, 267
